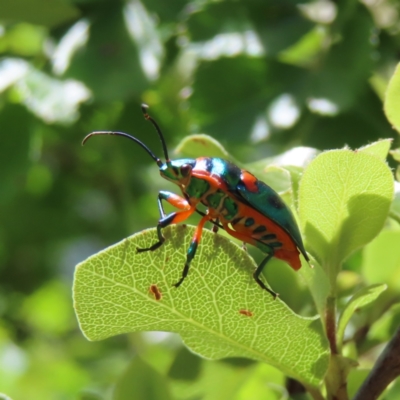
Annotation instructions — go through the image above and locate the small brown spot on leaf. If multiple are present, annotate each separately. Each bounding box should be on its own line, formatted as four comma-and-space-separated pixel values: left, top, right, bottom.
239, 309, 253, 317
149, 284, 162, 301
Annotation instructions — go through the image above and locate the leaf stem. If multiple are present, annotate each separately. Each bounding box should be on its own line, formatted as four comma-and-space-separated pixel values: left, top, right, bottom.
325, 258, 341, 354
326, 295, 338, 354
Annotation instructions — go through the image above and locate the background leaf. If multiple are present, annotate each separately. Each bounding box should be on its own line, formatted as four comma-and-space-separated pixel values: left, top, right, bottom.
0, 0, 79, 27
113, 357, 172, 400
337, 284, 387, 350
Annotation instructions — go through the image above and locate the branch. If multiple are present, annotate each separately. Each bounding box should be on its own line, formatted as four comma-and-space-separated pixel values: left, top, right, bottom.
353, 326, 400, 400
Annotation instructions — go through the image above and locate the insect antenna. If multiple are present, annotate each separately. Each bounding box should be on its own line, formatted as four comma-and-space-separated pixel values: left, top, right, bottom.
82, 131, 163, 167
141, 103, 170, 163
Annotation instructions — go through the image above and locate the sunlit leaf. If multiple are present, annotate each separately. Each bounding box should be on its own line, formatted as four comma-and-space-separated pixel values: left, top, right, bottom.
384, 62, 400, 133
299, 148, 394, 272
74, 226, 329, 387
390, 183, 400, 223
15, 67, 90, 124
299, 260, 330, 319
359, 139, 392, 161
363, 230, 400, 291
175, 134, 232, 160
390, 148, 400, 162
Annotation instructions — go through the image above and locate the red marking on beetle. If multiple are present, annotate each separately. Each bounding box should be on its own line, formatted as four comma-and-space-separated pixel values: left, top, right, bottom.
239, 309, 253, 317
149, 284, 162, 301
240, 171, 258, 192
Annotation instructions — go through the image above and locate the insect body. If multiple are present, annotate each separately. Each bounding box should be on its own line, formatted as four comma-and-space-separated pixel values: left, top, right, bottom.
83, 105, 309, 298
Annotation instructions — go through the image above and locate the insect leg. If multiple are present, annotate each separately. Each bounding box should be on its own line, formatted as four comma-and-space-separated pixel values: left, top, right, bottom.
223, 223, 278, 298
212, 218, 220, 233
195, 209, 223, 231
253, 253, 278, 299
137, 191, 193, 253
173, 214, 210, 288
157, 190, 190, 218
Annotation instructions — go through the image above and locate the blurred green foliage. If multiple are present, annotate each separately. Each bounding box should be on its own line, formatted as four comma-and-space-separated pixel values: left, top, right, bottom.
1, 0, 400, 399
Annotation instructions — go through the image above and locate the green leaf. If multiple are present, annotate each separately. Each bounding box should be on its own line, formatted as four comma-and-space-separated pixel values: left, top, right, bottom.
384, 63, 400, 133
234, 363, 285, 400
307, 6, 374, 111
368, 303, 400, 343
390, 185, 400, 223
74, 226, 329, 387
390, 148, 400, 162
175, 134, 232, 160
347, 369, 370, 399
363, 230, 400, 291
247, 147, 318, 171
187, 2, 250, 42
243, 164, 292, 196
191, 57, 305, 141
279, 27, 325, 67
0, 0, 80, 27
114, 357, 172, 400
249, 1, 313, 56
143, 0, 188, 22
337, 283, 387, 351
193, 359, 282, 400
299, 149, 393, 273
21, 281, 73, 335
168, 346, 202, 381
299, 260, 330, 319
67, 4, 148, 102
359, 139, 392, 161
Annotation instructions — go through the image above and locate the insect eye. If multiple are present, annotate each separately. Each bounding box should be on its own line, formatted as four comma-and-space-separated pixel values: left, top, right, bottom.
180, 164, 192, 177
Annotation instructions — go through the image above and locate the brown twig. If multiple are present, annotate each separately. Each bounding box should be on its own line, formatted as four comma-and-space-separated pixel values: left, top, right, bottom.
353, 326, 400, 400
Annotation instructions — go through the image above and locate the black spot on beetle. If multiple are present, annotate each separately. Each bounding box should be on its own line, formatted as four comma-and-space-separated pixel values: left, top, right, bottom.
253, 225, 267, 234
268, 194, 285, 209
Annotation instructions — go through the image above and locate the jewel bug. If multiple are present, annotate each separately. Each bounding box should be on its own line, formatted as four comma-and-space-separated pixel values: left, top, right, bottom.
83, 104, 309, 298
